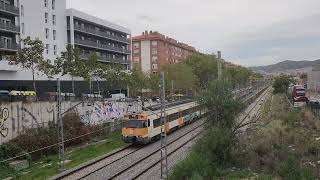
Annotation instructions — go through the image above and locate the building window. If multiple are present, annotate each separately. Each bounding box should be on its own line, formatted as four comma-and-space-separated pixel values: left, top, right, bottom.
152, 56, 158, 63
151, 41, 157, 46
53, 30, 56, 40
52, 15, 56, 25
45, 12, 48, 23
44, 0, 48, 7
21, 23, 25, 34
45, 28, 49, 39
134, 57, 140, 62
21, 5, 24, 16
133, 42, 140, 48
134, 49, 139, 55
152, 49, 157, 55
53, 45, 57, 55
52, 0, 55, 10
45, 44, 49, 54
152, 64, 158, 70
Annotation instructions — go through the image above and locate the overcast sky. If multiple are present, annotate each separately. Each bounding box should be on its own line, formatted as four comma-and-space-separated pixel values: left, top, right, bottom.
67, 0, 320, 67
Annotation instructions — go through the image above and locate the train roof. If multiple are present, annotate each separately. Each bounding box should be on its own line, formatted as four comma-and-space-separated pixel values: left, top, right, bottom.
144, 99, 193, 111
144, 101, 198, 119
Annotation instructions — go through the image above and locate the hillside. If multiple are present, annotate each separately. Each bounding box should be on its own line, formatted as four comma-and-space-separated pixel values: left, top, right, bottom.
250, 59, 320, 73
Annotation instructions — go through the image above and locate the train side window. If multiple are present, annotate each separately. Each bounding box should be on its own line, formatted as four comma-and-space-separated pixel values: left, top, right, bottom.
148, 119, 150, 127
153, 118, 161, 128
142, 121, 146, 128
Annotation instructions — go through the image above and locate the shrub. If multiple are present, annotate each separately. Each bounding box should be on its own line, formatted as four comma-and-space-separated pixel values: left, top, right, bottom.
0, 144, 24, 161
272, 75, 292, 94
279, 156, 315, 180
1, 112, 114, 161
169, 128, 234, 179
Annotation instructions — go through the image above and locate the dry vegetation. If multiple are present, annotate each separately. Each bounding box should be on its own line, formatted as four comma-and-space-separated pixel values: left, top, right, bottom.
233, 94, 320, 179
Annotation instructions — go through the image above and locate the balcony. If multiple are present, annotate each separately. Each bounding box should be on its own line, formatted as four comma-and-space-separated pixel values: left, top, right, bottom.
0, 22, 20, 33
0, 3, 19, 16
74, 38, 131, 54
80, 54, 129, 64
73, 25, 131, 44
0, 41, 19, 52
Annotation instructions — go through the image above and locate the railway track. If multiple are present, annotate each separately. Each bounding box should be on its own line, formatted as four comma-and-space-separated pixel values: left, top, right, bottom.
236, 86, 272, 132
51, 119, 205, 180
51, 86, 270, 180
107, 124, 204, 180
50, 145, 142, 180
133, 86, 272, 179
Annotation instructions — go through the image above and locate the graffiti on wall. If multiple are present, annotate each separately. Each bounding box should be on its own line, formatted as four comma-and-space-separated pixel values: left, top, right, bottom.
79, 102, 127, 125
0, 102, 59, 144
0, 101, 140, 144
0, 108, 9, 137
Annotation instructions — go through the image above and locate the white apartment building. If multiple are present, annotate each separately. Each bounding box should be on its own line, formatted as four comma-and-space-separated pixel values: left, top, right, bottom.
20, 0, 67, 61
0, 0, 131, 94
0, 0, 67, 81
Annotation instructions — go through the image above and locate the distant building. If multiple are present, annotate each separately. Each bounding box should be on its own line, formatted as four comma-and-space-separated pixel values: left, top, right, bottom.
308, 65, 320, 91
132, 30, 198, 73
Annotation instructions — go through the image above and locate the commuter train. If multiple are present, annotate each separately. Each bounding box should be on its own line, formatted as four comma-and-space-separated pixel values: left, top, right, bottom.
122, 102, 204, 144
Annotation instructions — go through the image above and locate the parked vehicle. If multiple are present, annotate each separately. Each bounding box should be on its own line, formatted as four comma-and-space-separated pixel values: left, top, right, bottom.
111, 93, 126, 101
308, 99, 320, 109
287, 85, 308, 107
0, 90, 10, 101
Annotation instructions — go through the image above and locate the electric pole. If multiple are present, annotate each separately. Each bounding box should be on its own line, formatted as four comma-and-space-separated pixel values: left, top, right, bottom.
217, 51, 222, 80
57, 78, 65, 171
160, 72, 168, 179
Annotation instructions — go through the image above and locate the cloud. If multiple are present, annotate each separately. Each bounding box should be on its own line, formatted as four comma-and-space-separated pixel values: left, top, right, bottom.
67, 0, 320, 66
223, 14, 320, 66
136, 14, 160, 24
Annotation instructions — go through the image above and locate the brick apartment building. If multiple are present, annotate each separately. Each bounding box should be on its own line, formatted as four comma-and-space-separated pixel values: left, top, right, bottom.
132, 30, 198, 73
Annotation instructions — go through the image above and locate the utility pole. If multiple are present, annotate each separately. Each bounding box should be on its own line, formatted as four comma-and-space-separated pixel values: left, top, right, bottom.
160, 72, 168, 179
171, 80, 174, 98
217, 51, 222, 80
57, 78, 65, 171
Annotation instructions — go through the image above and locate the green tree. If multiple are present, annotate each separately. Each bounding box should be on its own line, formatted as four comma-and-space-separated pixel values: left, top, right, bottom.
163, 63, 196, 95
54, 46, 84, 93
184, 54, 218, 89
147, 73, 160, 93
9, 37, 48, 92
198, 80, 243, 129
126, 64, 147, 96
224, 66, 252, 88
95, 63, 128, 93
273, 75, 292, 94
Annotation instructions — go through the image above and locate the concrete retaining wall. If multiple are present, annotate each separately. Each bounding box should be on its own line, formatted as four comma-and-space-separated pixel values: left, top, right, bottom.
0, 101, 142, 144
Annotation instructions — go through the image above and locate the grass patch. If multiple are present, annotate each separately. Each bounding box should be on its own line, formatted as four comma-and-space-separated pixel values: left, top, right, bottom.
0, 132, 126, 180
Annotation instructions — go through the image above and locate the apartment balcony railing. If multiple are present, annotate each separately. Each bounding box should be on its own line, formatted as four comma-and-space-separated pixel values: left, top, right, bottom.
74, 38, 131, 54
73, 25, 131, 44
0, 22, 20, 33
0, 3, 20, 16
0, 41, 19, 51
80, 54, 129, 64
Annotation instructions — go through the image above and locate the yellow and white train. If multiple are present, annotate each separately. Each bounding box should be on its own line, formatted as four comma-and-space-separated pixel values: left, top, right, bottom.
122, 102, 204, 144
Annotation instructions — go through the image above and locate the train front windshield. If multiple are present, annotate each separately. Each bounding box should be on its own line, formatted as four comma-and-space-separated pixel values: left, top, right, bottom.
123, 120, 147, 128
296, 90, 305, 96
